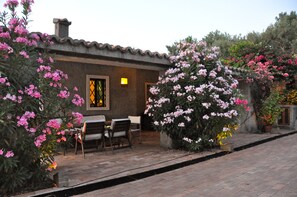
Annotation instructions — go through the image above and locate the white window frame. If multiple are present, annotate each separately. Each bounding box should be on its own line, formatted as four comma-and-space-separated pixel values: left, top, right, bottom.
86, 75, 110, 111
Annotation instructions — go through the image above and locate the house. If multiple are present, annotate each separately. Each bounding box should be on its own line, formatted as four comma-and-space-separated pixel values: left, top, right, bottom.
46, 18, 171, 122
45, 18, 258, 133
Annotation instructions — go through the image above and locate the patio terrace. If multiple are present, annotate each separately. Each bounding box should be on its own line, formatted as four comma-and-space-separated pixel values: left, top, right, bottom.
18, 128, 297, 197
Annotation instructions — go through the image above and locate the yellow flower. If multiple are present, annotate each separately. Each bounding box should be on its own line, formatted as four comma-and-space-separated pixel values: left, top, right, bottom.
216, 124, 238, 145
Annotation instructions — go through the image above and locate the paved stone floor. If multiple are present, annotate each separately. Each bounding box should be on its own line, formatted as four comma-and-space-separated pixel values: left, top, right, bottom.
18, 128, 296, 196
75, 133, 297, 197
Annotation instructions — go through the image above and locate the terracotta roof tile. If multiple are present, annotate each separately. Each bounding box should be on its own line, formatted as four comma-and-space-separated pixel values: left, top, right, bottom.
49, 35, 170, 59
35, 32, 250, 73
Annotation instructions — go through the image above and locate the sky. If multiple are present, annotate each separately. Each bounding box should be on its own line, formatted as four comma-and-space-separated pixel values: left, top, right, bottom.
0, 0, 296, 53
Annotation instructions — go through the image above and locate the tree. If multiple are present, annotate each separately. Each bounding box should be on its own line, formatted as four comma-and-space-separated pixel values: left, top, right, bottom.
246, 31, 262, 44
202, 30, 242, 58
262, 11, 297, 55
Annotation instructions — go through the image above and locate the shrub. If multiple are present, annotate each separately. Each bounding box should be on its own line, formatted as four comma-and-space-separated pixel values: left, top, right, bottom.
145, 40, 248, 151
260, 89, 284, 125
0, 0, 84, 194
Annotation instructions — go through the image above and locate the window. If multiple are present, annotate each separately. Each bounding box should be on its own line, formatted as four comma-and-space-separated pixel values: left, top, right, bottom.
86, 75, 110, 110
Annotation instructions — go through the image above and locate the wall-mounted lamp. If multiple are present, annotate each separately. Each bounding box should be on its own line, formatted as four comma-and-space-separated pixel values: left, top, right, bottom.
121, 77, 128, 85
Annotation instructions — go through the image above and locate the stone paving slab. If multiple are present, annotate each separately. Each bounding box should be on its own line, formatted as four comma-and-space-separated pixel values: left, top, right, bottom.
17, 128, 296, 197
76, 132, 297, 197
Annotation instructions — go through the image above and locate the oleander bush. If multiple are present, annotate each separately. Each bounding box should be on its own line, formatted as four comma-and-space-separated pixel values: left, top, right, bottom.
145, 39, 248, 151
0, 0, 84, 194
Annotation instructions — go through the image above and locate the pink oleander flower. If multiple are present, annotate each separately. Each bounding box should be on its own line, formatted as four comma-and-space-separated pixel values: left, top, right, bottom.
4, 0, 19, 7
25, 111, 35, 118
5, 150, 14, 158
28, 40, 37, 46
231, 83, 237, 89
37, 65, 51, 72
72, 94, 84, 106
46, 119, 61, 129
72, 112, 83, 124
52, 71, 61, 81
58, 90, 70, 99
17, 116, 28, 127
44, 128, 52, 135
24, 84, 41, 98
283, 73, 289, 77
8, 18, 18, 28
0, 42, 12, 52
0, 149, 3, 155
34, 134, 46, 147
17, 111, 35, 128
30, 33, 40, 41
14, 25, 29, 35
36, 57, 44, 63
234, 98, 248, 105
3, 93, 17, 102
19, 51, 29, 58
0, 32, 11, 39
49, 57, 54, 63
0, 77, 8, 84
29, 128, 36, 133
15, 37, 28, 44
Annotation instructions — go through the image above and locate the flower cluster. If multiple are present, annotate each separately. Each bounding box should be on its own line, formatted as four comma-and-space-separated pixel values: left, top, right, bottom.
72, 94, 85, 106
234, 98, 250, 111
0, 149, 14, 158
24, 84, 41, 98
16, 111, 35, 132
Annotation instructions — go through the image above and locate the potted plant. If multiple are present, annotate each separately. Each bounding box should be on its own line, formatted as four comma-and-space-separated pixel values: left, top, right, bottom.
217, 124, 238, 152
259, 90, 284, 132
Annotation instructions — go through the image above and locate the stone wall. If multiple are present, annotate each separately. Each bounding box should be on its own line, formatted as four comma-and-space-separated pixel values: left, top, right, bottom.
55, 61, 159, 120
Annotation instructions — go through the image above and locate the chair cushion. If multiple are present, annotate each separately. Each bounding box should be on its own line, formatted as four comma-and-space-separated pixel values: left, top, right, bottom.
85, 133, 103, 141
79, 133, 103, 141
128, 116, 141, 124
105, 131, 126, 138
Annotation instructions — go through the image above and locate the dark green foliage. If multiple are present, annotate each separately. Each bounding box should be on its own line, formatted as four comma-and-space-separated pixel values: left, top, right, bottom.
262, 11, 297, 55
